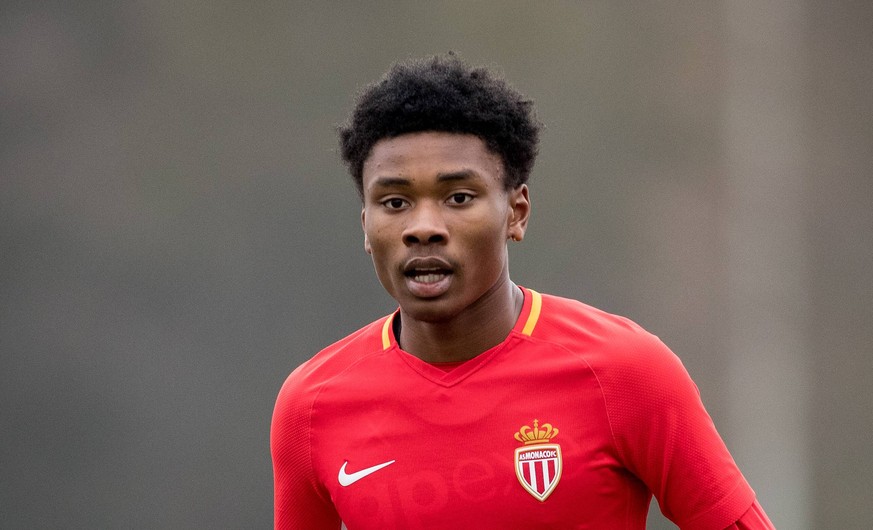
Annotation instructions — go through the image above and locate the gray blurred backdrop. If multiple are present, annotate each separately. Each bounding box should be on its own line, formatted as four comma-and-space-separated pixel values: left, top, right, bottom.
2, 1, 871, 528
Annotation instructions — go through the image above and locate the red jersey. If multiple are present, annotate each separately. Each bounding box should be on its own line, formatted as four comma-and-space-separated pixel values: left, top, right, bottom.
272, 288, 772, 529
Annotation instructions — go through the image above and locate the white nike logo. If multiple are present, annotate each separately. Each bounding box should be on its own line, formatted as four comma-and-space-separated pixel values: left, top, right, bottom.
337, 459, 395, 486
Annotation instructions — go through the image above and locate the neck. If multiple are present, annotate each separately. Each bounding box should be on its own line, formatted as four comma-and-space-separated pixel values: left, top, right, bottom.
397, 279, 524, 363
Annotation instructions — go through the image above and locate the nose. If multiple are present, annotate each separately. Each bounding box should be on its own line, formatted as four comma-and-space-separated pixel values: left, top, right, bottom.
402, 202, 448, 246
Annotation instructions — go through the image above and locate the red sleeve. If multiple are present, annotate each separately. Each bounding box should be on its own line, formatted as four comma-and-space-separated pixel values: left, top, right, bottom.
271, 372, 341, 530
723, 500, 775, 529
596, 331, 757, 529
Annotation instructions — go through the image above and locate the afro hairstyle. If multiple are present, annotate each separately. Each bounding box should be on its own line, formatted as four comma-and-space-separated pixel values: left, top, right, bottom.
339, 53, 541, 196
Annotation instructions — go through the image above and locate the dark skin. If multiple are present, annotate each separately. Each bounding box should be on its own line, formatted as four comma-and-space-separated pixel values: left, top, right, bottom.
360, 131, 531, 362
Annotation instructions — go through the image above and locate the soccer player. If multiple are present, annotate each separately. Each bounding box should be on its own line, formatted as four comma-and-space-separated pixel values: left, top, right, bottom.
271, 54, 774, 529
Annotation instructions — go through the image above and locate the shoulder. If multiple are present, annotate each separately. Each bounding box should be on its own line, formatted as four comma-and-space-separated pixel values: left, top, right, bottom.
272, 315, 390, 426
532, 292, 666, 359
534, 292, 647, 337
271, 315, 390, 463
277, 315, 389, 399
530, 291, 691, 394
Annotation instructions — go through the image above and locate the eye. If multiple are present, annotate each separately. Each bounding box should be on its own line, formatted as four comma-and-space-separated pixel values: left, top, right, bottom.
447, 193, 474, 205
381, 197, 409, 210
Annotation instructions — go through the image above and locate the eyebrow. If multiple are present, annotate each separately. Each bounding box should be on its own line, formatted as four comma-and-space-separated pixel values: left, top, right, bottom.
371, 170, 479, 189
436, 169, 478, 182
371, 176, 411, 188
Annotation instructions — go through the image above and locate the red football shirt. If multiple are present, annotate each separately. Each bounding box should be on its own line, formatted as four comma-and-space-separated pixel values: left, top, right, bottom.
272, 288, 771, 529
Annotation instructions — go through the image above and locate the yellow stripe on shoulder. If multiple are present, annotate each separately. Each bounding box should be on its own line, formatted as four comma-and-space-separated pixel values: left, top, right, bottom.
521, 289, 542, 336
381, 314, 394, 350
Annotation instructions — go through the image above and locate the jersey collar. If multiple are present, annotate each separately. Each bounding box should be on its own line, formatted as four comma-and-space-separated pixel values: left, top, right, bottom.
381, 286, 541, 351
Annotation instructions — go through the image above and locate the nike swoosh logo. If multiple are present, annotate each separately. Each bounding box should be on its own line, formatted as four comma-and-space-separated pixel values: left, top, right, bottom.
338, 459, 395, 486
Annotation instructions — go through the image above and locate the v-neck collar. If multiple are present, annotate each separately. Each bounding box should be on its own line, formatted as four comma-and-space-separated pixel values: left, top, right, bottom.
379, 287, 542, 387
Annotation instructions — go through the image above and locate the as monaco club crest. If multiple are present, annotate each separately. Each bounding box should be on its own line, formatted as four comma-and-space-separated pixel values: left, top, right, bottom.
513, 419, 562, 501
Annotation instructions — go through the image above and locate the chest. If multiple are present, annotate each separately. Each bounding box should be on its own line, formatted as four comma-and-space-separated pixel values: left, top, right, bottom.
308, 357, 650, 529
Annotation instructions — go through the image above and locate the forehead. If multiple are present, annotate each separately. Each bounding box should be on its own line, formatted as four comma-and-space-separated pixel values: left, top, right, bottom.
362, 132, 504, 188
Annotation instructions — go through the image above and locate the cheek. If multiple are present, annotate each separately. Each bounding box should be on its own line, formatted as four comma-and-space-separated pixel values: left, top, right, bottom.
364, 231, 397, 277
366, 243, 397, 294
366, 228, 392, 256
463, 221, 508, 266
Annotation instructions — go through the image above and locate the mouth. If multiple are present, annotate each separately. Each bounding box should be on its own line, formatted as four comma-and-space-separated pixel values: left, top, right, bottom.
406, 268, 450, 284
402, 258, 454, 298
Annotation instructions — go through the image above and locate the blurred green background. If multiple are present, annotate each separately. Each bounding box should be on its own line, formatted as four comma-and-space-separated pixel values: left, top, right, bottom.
2, 1, 871, 528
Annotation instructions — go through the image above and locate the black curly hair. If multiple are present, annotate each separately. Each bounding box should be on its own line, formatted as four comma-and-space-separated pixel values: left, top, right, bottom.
339, 53, 541, 197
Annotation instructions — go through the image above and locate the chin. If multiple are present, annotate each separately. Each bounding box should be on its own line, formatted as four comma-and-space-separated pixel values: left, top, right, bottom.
399, 298, 461, 324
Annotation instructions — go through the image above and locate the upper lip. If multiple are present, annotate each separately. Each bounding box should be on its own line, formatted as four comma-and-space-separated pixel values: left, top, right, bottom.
402, 256, 453, 275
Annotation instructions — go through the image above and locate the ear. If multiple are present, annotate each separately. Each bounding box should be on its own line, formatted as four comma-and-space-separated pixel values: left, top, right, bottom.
361, 207, 372, 254
507, 184, 531, 242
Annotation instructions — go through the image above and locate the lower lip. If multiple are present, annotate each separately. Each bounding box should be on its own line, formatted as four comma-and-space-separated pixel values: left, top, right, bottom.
405, 273, 452, 298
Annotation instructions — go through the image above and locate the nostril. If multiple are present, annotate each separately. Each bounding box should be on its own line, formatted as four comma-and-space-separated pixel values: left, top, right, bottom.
404, 233, 445, 246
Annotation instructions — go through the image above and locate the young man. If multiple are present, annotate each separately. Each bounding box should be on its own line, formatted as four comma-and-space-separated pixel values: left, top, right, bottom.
271, 54, 774, 529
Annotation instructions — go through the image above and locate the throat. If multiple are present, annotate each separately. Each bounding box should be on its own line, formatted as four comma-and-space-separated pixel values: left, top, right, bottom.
395, 283, 524, 363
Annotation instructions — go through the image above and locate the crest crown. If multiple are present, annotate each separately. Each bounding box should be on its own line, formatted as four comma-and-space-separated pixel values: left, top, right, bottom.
514, 419, 559, 445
